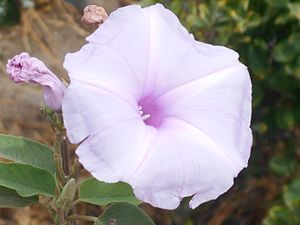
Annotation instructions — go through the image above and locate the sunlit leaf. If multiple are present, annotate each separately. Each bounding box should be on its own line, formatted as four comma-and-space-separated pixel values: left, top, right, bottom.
0, 163, 56, 197
0, 134, 54, 174
97, 202, 155, 225
79, 178, 141, 206
0, 185, 38, 208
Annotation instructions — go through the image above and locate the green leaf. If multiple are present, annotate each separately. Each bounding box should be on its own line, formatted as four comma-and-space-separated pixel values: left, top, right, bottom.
264, 0, 290, 8
273, 33, 300, 63
97, 202, 155, 225
263, 178, 300, 225
270, 156, 297, 176
263, 205, 291, 225
283, 178, 300, 207
0, 0, 20, 26
0, 185, 38, 208
0, 163, 56, 197
185, 220, 195, 225
247, 45, 268, 78
275, 108, 295, 130
288, 3, 300, 20
0, 134, 54, 174
252, 84, 264, 108
79, 178, 141, 206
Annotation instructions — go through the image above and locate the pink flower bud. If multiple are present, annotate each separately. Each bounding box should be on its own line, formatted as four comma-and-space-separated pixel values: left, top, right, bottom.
6, 52, 66, 111
81, 5, 108, 26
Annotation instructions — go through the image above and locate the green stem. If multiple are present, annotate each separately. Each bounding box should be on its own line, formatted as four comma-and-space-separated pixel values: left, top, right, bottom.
70, 158, 80, 179
54, 130, 69, 184
54, 131, 62, 152
70, 199, 81, 210
61, 134, 70, 176
54, 152, 66, 183
66, 215, 97, 223
58, 208, 66, 225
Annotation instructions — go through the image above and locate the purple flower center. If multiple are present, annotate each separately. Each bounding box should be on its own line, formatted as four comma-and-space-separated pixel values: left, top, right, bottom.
15, 63, 22, 69
138, 95, 163, 128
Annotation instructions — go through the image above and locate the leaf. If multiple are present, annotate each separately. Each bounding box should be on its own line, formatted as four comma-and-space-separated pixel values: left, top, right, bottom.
273, 33, 300, 63
264, 179, 300, 225
252, 84, 264, 108
0, 163, 56, 197
97, 202, 155, 225
270, 156, 297, 176
0, 134, 54, 174
247, 45, 268, 78
283, 178, 300, 207
275, 108, 295, 130
185, 220, 195, 225
263, 205, 291, 225
0, 185, 38, 208
0, 0, 20, 26
288, 3, 300, 20
264, 0, 290, 8
79, 178, 141, 206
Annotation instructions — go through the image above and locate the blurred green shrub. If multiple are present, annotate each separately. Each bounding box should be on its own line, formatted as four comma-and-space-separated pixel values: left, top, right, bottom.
264, 178, 300, 225
0, 0, 21, 26
141, 0, 300, 224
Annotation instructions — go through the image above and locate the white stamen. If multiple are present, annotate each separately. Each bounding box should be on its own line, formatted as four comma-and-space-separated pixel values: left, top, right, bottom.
142, 114, 151, 120
138, 105, 151, 121
138, 106, 144, 115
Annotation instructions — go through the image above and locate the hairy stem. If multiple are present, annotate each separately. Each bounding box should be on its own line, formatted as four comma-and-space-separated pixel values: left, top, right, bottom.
54, 152, 66, 183
50, 114, 79, 225
58, 208, 66, 225
66, 215, 97, 223
70, 199, 81, 211
61, 134, 70, 176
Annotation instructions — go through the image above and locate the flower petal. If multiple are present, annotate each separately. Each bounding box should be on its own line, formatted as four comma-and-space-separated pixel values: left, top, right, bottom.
64, 4, 238, 99
64, 4, 149, 98
76, 119, 151, 182
64, 45, 143, 99
159, 64, 252, 168
130, 117, 236, 210
154, 42, 240, 96
138, 5, 240, 96
62, 80, 139, 144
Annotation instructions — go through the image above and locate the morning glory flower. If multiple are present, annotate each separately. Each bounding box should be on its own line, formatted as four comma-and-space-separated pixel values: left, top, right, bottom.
6, 53, 66, 111
63, 4, 252, 209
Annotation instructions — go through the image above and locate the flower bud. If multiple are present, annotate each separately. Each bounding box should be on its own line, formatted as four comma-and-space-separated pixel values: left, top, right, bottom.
56, 178, 76, 210
61, 178, 76, 203
81, 5, 108, 26
6, 52, 66, 111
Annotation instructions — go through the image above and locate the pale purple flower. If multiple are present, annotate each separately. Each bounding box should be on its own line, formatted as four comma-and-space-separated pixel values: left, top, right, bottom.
63, 4, 252, 209
6, 52, 66, 111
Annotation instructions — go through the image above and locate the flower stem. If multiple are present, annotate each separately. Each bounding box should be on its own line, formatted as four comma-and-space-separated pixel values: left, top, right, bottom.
58, 208, 66, 225
70, 199, 81, 210
66, 215, 98, 223
54, 152, 66, 183
61, 134, 70, 176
